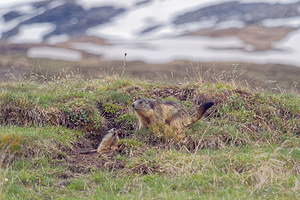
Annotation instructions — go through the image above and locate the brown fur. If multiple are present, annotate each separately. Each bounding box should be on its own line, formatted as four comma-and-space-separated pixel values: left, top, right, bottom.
79, 128, 119, 154
132, 99, 214, 130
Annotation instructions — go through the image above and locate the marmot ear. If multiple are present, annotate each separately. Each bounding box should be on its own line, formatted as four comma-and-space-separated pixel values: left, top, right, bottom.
148, 101, 155, 109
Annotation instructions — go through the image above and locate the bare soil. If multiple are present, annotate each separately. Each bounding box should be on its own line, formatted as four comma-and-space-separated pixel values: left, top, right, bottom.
188, 25, 295, 51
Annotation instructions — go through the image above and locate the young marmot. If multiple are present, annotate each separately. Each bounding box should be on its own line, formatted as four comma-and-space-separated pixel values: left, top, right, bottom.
79, 128, 119, 154
132, 99, 214, 130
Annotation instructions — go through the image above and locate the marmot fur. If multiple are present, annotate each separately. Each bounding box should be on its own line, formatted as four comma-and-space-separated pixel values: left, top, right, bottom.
132, 99, 214, 130
79, 128, 119, 154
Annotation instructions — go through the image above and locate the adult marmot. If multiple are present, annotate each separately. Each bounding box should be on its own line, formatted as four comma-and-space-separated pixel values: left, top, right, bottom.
79, 128, 119, 154
132, 99, 214, 130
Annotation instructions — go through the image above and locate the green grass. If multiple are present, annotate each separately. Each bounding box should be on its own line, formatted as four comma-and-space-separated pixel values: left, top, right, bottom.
2, 146, 298, 199
0, 73, 299, 199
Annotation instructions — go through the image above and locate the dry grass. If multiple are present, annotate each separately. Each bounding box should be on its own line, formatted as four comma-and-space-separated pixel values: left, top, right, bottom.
0, 54, 299, 93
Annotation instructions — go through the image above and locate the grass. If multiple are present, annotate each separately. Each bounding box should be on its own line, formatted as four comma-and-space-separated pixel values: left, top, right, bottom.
0, 69, 299, 199
2, 146, 298, 199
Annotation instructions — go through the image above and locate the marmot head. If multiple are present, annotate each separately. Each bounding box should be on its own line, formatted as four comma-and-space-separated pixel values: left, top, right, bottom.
107, 128, 119, 138
132, 99, 155, 111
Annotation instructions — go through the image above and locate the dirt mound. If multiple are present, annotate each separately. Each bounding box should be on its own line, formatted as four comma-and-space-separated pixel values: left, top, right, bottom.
66, 150, 125, 173
62, 135, 125, 173
63, 133, 147, 174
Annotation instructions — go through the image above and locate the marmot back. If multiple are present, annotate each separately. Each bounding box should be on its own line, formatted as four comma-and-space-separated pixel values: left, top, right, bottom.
132, 99, 213, 129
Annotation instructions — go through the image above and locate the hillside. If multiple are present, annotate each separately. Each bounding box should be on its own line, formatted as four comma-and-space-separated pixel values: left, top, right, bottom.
0, 73, 299, 199
1, 0, 300, 66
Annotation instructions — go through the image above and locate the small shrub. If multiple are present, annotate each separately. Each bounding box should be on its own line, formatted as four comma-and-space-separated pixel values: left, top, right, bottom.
115, 113, 136, 131
102, 102, 123, 114
107, 91, 131, 105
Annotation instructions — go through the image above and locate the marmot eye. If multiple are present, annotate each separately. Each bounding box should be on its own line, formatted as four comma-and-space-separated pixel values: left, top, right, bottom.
139, 101, 142, 104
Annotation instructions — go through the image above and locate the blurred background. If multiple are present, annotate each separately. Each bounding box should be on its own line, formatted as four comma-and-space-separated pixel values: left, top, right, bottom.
0, 0, 300, 91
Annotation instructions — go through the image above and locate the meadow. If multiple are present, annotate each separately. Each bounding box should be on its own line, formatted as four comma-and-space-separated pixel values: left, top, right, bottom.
0, 61, 299, 199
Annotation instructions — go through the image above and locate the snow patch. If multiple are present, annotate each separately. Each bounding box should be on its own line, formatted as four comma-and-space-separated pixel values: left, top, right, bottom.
87, 0, 222, 40
0, 0, 43, 9
76, 0, 137, 10
216, 20, 245, 29
262, 17, 300, 28
71, 36, 244, 63
244, 44, 255, 51
0, 5, 36, 35
273, 29, 300, 52
177, 18, 217, 32
240, 0, 300, 4
47, 34, 70, 45
48, 1, 65, 10
12, 4, 35, 14
9, 23, 55, 44
71, 42, 107, 55
71, 34, 300, 67
0, 3, 47, 38
27, 47, 82, 61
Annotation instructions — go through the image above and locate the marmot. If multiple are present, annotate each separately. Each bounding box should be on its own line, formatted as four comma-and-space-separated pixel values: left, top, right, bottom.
132, 99, 214, 130
79, 128, 119, 154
